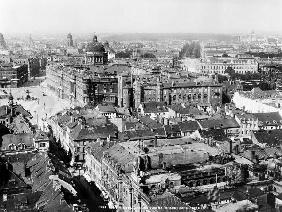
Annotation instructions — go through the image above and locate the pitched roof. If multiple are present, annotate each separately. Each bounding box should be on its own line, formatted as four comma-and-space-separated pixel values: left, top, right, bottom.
2, 133, 33, 149
253, 112, 282, 126
106, 144, 136, 173
34, 130, 49, 141
169, 104, 201, 115
150, 192, 192, 212
164, 124, 181, 134
89, 141, 115, 162
198, 118, 240, 130
200, 129, 229, 141
125, 130, 155, 141
142, 102, 168, 113
253, 130, 282, 147
96, 104, 117, 113
74, 124, 117, 141
139, 116, 164, 129
179, 121, 200, 132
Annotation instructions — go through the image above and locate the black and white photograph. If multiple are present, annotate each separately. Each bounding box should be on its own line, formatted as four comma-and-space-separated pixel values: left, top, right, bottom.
1, 0, 282, 211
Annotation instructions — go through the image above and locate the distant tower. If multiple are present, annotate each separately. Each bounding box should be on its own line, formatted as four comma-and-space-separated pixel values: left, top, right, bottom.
8, 91, 14, 107
133, 80, 142, 108
93, 34, 98, 43
67, 33, 74, 47
0, 33, 7, 49
28, 34, 34, 48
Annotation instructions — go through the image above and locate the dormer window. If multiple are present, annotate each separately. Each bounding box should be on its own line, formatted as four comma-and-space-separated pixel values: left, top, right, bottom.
9, 144, 17, 150
18, 143, 26, 150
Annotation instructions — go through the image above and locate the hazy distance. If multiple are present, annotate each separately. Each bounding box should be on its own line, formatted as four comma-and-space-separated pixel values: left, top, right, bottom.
1, 0, 282, 35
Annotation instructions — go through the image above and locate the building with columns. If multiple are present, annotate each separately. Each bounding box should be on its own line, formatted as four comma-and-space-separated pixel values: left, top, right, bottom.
85, 34, 108, 65
201, 55, 258, 75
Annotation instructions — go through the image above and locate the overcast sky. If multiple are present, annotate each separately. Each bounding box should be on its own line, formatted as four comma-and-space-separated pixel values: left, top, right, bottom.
1, 0, 282, 34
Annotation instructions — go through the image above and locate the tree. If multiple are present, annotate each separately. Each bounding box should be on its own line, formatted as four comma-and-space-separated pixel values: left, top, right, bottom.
141, 53, 156, 58
225, 67, 236, 80
116, 50, 132, 58
179, 42, 201, 58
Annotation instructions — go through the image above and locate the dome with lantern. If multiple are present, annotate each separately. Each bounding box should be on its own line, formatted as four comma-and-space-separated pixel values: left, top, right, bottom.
85, 34, 106, 55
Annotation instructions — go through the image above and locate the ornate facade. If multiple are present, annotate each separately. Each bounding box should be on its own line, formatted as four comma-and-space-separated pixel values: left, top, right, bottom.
46, 63, 118, 106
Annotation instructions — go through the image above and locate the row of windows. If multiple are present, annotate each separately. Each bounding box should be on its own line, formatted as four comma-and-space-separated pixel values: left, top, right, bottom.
8, 143, 27, 150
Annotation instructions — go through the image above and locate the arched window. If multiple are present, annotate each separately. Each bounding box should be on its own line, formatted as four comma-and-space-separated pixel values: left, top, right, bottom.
188, 94, 191, 101
9, 144, 17, 150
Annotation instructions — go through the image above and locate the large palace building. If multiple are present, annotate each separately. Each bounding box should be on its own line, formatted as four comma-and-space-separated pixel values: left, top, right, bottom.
201, 55, 258, 75
84, 35, 108, 65
46, 63, 119, 106
118, 75, 223, 109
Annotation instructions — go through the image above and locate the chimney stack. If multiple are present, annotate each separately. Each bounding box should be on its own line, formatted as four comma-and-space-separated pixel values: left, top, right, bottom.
251, 150, 256, 162
154, 136, 158, 147
229, 140, 233, 154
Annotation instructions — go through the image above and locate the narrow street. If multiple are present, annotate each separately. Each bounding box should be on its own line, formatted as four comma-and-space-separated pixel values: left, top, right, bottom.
73, 176, 115, 212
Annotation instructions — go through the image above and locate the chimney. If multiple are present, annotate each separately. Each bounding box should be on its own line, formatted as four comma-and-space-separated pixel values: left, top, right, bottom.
251, 150, 256, 162
2, 194, 7, 202
229, 140, 233, 154
154, 136, 158, 147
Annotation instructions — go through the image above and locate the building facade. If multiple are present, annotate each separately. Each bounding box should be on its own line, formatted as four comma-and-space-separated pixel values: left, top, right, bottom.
0, 63, 28, 87
130, 80, 222, 109
201, 56, 258, 75
46, 63, 118, 106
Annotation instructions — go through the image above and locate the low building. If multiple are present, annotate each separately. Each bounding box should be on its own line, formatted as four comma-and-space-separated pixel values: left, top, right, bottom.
198, 118, 240, 138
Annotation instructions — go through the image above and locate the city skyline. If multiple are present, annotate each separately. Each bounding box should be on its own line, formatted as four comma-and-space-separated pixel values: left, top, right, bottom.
1, 0, 282, 35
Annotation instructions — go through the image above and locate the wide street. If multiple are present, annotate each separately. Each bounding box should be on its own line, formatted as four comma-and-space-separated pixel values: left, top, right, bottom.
0, 77, 71, 129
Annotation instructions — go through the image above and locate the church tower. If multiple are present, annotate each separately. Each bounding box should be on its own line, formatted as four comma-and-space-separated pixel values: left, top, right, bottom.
93, 34, 98, 43
67, 33, 74, 47
8, 91, 14, 117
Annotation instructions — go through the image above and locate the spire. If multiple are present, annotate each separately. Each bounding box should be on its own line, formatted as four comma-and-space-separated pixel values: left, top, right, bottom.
93, 34, 98, 43
8, 89, 14, 108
